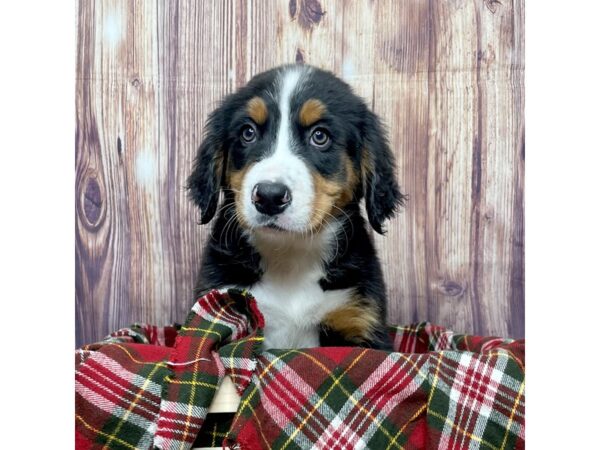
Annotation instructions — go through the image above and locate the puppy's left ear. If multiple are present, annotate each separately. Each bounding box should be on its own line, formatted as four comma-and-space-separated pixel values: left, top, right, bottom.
186, 107, 228, 224
361, 111, 407, 234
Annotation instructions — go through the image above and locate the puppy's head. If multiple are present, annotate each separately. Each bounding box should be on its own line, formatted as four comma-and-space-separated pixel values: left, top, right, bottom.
187, 64, 405, 236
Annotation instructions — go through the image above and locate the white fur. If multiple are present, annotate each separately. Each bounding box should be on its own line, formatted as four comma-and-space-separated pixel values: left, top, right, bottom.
247, 222, 353, 349
241, 67, 315, 232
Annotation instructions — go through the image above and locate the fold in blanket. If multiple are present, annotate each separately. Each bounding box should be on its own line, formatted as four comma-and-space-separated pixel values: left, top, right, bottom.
75, 289, 525, 450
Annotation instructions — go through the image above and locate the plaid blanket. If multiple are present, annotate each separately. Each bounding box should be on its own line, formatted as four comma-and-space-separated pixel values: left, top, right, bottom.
76, 289, 525, 449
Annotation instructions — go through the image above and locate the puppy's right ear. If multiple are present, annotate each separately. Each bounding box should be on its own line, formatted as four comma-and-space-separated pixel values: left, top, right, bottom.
187, 108, 227, 224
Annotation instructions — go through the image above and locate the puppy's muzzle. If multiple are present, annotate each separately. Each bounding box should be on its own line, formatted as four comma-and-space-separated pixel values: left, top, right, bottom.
251, 182, 292, 216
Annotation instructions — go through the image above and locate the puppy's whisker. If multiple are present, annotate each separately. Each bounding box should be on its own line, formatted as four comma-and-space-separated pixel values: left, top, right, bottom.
229, 212, 243, 245
325, 206, 352, 256
226, 211, 241, 248
217, 215, 231, 247
212, 205, 235, 243
223, 213, 234, 247
330, 205, 355, 240
212, 201, 236, 218
219, 209, 240, 247
221, 187, 244, 195
310, 207, 347, 261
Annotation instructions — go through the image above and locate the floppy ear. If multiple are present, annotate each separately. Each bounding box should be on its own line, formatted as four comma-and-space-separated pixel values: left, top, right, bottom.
186, 108, 228, 224
361, 111, 406, 234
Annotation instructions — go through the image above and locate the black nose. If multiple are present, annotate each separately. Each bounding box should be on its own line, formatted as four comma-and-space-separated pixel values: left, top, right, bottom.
252, 182, 292, 216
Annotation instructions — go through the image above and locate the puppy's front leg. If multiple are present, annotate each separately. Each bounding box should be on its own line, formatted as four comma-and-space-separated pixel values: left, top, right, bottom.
319, 296, 392, 350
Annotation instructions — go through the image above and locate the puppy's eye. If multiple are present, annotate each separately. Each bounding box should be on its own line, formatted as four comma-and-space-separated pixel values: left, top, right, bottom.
310, 128, 330, 148
241, 125, 257, 144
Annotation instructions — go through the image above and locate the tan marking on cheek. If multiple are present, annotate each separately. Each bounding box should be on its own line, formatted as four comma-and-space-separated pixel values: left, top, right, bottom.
309, 156, 359, 230
228, 164, 255, 228
228, 169, 244, 193
299, 98, 327, 127
339, 155, 359, 207
309, 172, 343, 230
321, 295, 380, 343
246, 97, 268, 125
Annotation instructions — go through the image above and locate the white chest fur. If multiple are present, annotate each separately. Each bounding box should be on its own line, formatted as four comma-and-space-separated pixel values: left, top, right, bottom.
246, 224, 352, 349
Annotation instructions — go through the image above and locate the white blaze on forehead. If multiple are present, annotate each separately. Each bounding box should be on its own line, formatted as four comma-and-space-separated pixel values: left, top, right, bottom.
241, 67, 315, 231
274, 68, 303, 160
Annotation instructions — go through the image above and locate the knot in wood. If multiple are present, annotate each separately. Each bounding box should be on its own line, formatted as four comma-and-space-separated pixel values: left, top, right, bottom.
441, 281, 465, 297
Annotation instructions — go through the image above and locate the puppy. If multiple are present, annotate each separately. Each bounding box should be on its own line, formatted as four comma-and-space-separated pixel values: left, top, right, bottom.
187, 64, 405, 350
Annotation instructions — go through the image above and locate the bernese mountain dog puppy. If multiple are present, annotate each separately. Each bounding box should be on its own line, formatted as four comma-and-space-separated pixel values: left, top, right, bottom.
187, 64, 405, 350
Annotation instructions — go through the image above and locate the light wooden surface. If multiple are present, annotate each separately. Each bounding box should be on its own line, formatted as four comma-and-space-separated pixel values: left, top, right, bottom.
76, 0, 524, 347
208, 376, 240, 414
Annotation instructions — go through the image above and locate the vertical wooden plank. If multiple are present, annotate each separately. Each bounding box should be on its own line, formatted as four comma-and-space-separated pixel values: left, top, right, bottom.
76, 0, 101, 346
155, 0, 182, 324
473, 0, 525, 337
337, 2, 377, 104
243, 0, 278, 79
508, 0, 525, 338
423, 1, 482, 334
370, 0, 432, 326
121, 0, 173, 326
76, 0, 131, 346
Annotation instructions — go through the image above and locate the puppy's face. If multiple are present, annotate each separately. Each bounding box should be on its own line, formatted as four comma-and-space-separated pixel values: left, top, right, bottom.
229, 68, 362, 234
188, 65, 404, 236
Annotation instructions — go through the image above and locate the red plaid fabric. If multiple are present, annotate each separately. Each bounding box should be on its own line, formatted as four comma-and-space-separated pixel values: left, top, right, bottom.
75, 289, 262, 449
76, 289, 525, 449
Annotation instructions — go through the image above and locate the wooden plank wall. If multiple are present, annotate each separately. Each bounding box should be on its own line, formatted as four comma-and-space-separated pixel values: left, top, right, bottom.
76, 0, 524, 347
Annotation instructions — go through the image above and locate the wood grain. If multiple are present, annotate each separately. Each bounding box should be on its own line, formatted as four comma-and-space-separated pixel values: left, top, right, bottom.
76, 0, 524, 346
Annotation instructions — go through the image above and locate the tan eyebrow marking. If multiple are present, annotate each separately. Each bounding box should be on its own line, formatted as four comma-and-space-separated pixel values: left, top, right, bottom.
246, 96, 268, 125
299, 98, 327, 127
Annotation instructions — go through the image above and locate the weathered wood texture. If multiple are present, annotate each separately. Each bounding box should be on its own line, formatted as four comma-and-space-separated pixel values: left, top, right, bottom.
76, 0, 524, 347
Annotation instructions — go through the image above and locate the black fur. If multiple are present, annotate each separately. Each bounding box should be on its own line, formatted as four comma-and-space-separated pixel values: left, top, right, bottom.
187, 64, 405, 349
362, 111, 407, 234
186, 107, 226, 224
